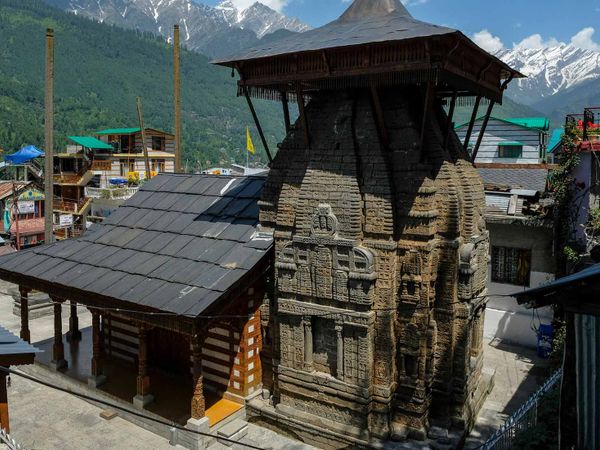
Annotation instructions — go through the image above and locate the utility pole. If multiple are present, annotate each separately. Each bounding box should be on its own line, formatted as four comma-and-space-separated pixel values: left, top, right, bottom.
136, 97, 152, 180
12, 182, 20, 251
173, 24, 182, 173
44, 28, 54, 245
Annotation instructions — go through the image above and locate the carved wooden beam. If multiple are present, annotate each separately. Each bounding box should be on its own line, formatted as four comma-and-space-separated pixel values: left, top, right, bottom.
443, 91, 457, 151
471, 100, 496, 163
296, 84, 311, 150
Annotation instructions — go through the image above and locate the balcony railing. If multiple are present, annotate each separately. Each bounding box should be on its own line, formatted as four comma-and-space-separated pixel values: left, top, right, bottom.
90, 160, 112, 171
85, 186, 139, 200
54, 225, 85, 240
53, 170, 93, 186
54, 196, 92, 214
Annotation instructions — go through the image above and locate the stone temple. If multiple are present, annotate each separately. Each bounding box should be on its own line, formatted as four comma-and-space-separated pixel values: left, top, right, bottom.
217, 0, 522, 447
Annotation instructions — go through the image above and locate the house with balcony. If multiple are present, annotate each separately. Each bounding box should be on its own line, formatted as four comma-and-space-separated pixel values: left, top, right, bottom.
455, 116, 550, 164
53, 128, 176, 230
0, 181, 46, 249
94, 127, 175, 180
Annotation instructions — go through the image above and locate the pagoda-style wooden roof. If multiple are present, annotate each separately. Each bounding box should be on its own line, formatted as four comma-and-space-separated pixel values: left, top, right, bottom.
213, 0, 522, 103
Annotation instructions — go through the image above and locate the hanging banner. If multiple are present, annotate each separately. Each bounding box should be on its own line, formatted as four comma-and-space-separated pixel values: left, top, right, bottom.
17, 201, 35, 214
59, 214, 73, 227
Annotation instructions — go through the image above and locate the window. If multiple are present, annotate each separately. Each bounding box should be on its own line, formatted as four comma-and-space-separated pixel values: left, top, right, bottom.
498, 144, 523, 159
120, 160, 135, 176
151, 136, 165, 151
151, 159, 166, 173
491, 246, 532, 286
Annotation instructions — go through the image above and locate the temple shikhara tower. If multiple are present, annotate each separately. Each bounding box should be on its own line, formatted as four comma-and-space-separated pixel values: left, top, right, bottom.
217, 0, 521, 447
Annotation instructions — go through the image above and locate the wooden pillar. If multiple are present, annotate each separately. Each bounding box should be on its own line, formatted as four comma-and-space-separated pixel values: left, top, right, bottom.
18, 286, 30, 343
191, 334, 205, 420
88, 310, 106, 387
67, 300, 81, 342
51, 297, 67, 370
133, 325, 153, 408
173, 24, 182, 173
0, 370, 9, 434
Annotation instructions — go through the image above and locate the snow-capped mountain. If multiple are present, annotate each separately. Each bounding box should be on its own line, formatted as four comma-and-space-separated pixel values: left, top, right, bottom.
43, 0, 309, 57
497, 44, 600, 107
215, 1, 309, 38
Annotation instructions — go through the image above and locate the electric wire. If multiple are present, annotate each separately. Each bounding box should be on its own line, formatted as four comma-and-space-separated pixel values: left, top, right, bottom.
0, 289, 521, 320
0, 365, 265, 450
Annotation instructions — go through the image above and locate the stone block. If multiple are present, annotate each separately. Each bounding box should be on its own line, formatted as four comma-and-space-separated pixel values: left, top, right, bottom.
132, 394, 154, 409
217, 419, 248, 448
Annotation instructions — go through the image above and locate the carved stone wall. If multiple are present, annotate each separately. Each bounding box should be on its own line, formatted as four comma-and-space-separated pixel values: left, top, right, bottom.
258, 88, 488, 446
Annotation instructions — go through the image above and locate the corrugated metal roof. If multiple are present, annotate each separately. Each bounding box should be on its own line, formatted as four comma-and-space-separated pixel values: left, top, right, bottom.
504, 117, 550, 131
68, 136, 113, 150
0, 325, 40, 357
514, 264, 600, 304
549, 128, 564, 153
0, 174, 272, 318
456, 116, 550, 131
95, 128, 140, 135
478, 167, 549, 192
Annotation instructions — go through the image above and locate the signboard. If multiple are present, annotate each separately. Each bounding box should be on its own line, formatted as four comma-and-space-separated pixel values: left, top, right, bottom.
18, 188, 44, 201
59, 215, 73, 227
17, 201, 35, 214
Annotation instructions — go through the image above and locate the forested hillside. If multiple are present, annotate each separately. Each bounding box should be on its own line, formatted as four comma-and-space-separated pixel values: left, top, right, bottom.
0, 0, 285, 167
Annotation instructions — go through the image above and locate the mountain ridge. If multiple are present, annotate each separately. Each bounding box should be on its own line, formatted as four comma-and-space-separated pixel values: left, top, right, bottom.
42, 0, 309, 57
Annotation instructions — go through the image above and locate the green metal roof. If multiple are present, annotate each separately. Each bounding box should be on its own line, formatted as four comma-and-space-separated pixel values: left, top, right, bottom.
548, 128, 564, 153
455, 116, 550, 132
503, 117, 550, 131
95, 127, 141, 135
68, 136, 113, 150
498, 141, 524, 147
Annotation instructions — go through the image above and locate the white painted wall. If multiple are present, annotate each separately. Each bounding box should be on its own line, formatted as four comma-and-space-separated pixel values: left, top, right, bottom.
484, 223, 556, 348
456, 119, 544, 164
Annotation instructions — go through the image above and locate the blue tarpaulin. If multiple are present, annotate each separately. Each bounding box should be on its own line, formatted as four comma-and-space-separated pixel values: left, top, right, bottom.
5, 146, 44, 164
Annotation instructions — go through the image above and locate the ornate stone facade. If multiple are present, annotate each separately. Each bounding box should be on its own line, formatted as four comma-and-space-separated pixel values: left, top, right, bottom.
258, 89, 489, 446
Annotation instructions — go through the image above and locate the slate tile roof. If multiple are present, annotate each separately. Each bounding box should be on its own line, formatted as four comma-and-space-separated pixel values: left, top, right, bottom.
0, 325, 40, 357
477, 167, 550, 193
0, 174, 272, 317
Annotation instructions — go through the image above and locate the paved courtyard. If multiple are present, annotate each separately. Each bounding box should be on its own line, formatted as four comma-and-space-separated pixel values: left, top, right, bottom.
0, 279, 551, 449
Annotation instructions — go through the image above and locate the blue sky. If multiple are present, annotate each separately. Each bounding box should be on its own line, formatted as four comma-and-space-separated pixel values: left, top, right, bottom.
206, 0, 600, 51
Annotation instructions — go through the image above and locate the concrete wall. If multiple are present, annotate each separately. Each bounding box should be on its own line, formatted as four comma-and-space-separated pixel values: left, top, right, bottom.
456, 119, 544, 164
484, 222, 555, 348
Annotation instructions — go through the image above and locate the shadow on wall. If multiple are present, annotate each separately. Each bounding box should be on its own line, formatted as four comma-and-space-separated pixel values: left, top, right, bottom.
485, 308, 549, 349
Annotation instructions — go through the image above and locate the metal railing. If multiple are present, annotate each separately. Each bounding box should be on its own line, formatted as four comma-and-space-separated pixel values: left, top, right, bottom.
481, 369, 562, 450
0, 429, 24, 450
84, 186, 139, 200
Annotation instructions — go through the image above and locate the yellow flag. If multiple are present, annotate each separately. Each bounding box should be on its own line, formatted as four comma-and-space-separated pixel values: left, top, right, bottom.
246, 126, 255, 154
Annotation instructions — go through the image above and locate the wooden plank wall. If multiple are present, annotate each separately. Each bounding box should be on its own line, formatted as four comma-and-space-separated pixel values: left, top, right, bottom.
456, 119, 544, 164
101, 285, 264, 401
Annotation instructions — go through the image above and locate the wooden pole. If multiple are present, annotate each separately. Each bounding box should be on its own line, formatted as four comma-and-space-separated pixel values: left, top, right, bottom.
243, 86, 273, 163
136, 97, 152, 180
471, 101, 495, 163
281, 91, 291, 134
420, 82, 435, 152
11, 183, 20, 251
19, 287, 30, 343
463, 95, 481, 152
173, 24, 182, 173
0, 371, 9, 434
295, 84, 311, 150
443, 92, 457, 151
44, 28, 54, 245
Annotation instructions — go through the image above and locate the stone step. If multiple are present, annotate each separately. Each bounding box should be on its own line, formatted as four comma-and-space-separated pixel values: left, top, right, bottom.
216, 419, 248, 448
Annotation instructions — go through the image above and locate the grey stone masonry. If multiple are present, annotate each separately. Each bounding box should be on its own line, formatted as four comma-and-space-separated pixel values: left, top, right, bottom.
257, 88, 489, 448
